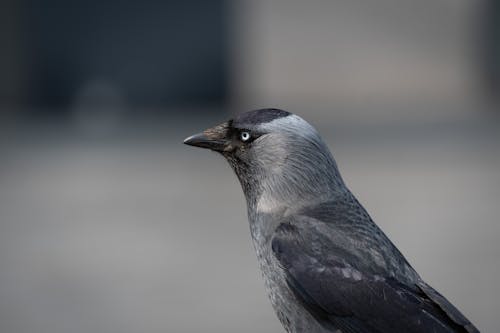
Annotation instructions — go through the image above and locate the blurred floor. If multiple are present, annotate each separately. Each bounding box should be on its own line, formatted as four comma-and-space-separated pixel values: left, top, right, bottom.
0, 108, 499, 333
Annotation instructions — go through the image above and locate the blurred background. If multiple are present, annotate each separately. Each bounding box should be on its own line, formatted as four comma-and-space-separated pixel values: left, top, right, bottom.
0, 0, 499, 332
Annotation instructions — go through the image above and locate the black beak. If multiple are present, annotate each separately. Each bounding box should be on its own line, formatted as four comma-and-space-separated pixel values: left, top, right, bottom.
183, 133, 225, 151
184, 122, 229, 152
183, 122, 230, 152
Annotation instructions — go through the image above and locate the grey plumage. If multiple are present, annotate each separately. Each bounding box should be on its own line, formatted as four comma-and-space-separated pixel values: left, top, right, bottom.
184, 108, 479, 333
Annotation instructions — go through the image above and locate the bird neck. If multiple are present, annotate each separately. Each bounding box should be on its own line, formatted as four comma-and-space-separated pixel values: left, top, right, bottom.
244, 144, 345, 215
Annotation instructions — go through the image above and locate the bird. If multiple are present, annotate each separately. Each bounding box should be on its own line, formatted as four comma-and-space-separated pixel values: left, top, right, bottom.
183, 108, 479, 333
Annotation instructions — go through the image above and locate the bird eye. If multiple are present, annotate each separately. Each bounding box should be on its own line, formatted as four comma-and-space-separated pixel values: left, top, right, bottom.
240, 131, 251, 142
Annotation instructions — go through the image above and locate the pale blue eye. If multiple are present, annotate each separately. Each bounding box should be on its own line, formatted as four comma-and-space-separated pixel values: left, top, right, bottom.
240, 131, 251, 142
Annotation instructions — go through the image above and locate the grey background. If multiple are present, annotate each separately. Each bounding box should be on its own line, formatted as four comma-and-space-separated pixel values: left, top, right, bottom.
1, 1, 499, 332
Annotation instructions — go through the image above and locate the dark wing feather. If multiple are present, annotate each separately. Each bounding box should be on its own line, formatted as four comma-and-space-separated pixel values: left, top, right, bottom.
417, 281, 479, 333
271, 220, 478, 333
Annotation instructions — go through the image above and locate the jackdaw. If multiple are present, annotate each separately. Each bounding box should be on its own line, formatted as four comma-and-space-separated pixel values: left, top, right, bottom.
184, 108, 479, 333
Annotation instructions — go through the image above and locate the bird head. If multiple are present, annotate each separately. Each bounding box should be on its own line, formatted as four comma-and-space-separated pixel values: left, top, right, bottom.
184, 109, 344, 212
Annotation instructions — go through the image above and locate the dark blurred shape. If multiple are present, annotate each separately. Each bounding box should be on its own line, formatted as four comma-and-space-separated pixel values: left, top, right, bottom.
482, 0, 500, 103
71, 79, 126, 135
0, 0, 23, 111
0, 0, 227, 113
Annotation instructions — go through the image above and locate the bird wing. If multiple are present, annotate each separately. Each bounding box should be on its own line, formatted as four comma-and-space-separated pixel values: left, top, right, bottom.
416, 281, 479, 333
271, 220, 479, 333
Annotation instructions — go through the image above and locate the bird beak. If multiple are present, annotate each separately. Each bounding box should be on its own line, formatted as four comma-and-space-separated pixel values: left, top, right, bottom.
183, 132, 227, 151
183, 122, 229, 152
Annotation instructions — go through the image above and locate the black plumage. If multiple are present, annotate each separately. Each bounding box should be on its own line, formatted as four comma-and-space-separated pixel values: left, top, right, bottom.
272, 197, 477, 332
